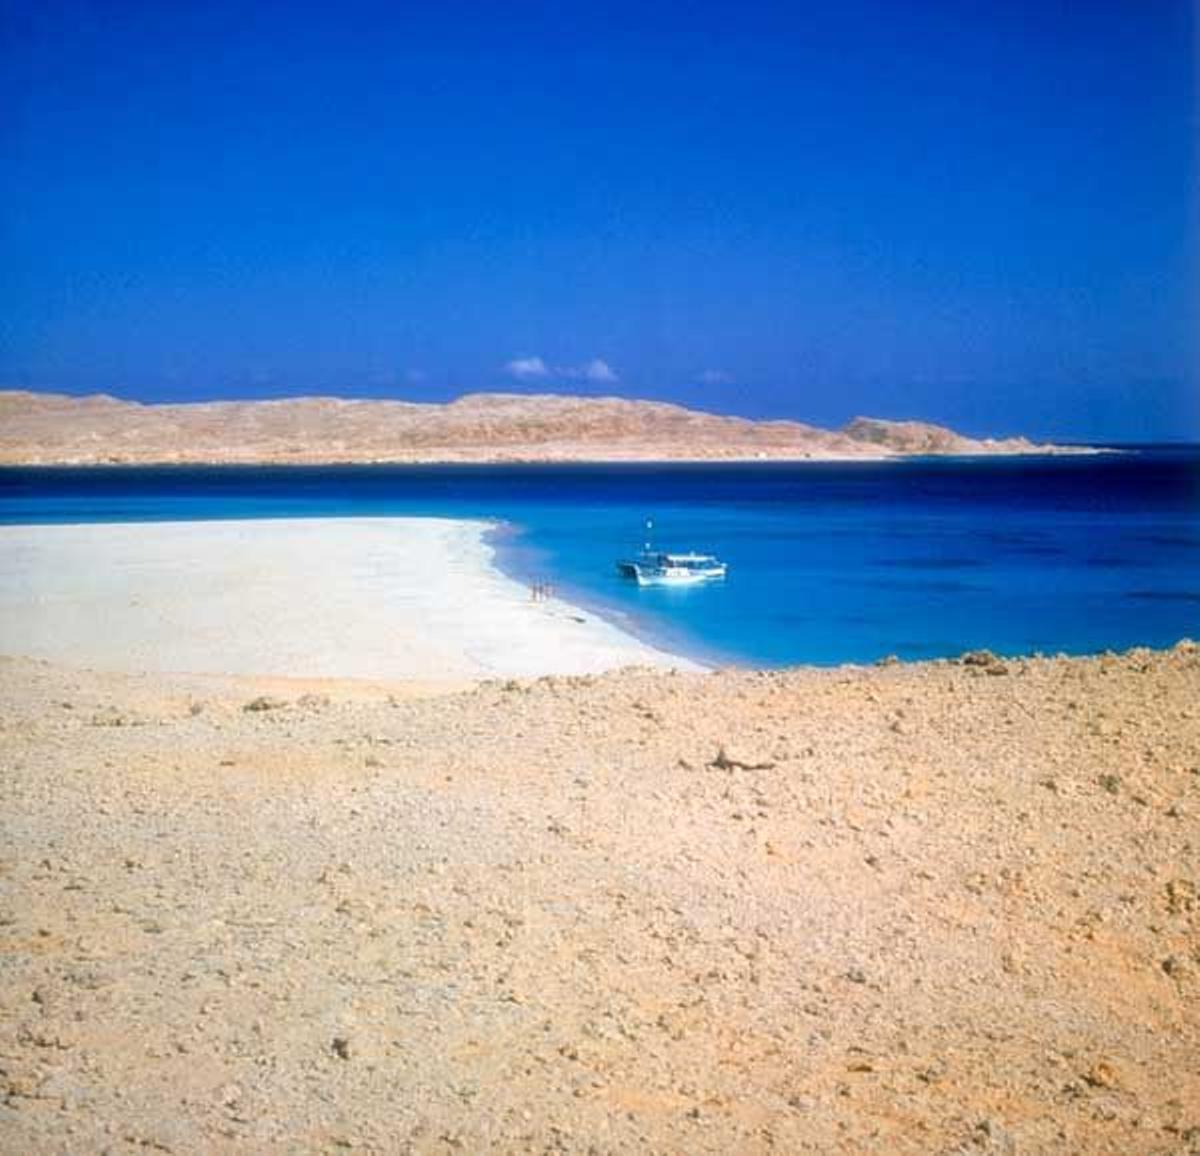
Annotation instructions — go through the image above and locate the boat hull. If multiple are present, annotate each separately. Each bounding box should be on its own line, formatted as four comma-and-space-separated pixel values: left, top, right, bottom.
633, 564, 726, 586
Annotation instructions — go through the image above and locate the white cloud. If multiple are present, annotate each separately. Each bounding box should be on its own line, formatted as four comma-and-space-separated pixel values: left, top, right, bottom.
504, 356, 618, 384
580, 358, 618, 383
505, 356, 551, 380
699, 369, 732, 385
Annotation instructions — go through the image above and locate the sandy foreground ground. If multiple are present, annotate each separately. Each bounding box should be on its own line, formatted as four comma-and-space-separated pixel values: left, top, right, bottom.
1, 639, 1198, 1153
0, 519, 693, 680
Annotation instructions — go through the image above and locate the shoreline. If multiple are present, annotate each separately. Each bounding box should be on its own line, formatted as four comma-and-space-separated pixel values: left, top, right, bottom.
0, 517, 700, 681
1, 510, 1188, 680
482, 519, 740, 673
0, 446, 1114, 469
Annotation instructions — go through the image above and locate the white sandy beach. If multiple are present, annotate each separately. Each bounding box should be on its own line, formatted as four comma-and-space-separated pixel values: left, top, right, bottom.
0, 517, 693, 679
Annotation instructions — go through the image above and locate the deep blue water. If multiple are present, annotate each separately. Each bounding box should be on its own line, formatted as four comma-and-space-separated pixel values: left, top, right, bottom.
2, 449, 1197, 667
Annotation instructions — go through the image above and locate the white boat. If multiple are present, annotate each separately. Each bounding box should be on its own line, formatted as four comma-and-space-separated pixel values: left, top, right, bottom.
620, 550, 728, 586
617, 522, 727, 586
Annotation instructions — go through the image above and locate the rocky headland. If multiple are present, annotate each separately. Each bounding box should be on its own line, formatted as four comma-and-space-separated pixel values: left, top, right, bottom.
0, 390, 1079, 465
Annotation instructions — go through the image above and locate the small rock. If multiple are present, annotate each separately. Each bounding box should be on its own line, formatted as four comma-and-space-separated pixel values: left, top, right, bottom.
961, 649, 1000, 667
1165, 879, 1196, 915
216, 1082, 242, 1106
711, 746, 776, 771
89, 708, 128, 727
243, 696, 286, 712
1082, 1060, 1120, 1089
331, 1036, 352, 1060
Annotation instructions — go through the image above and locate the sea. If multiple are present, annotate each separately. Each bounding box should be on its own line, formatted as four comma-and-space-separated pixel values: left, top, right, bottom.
1, 448, 1197, 668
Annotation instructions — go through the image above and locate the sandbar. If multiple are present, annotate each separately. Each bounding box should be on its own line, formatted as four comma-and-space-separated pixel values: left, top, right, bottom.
0, 517, 695, 680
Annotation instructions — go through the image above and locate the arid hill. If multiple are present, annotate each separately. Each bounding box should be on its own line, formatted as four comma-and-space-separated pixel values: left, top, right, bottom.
0, 390, 1071, 465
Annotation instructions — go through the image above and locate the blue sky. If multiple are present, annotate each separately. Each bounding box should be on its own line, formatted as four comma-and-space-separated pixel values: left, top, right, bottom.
2, 0, 1196, 440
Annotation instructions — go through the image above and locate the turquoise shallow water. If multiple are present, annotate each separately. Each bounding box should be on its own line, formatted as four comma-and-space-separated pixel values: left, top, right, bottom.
1, 449, 1197, 666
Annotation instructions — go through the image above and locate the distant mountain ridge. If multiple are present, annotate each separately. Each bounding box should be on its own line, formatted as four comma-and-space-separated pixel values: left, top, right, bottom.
0, 389, 1075, 465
